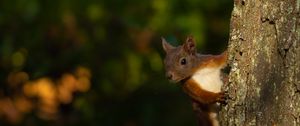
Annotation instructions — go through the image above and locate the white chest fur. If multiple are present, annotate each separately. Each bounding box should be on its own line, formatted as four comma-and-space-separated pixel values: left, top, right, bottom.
191, 67, 223, 93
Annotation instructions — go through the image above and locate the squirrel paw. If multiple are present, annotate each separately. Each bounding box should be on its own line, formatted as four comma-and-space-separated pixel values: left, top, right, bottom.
216, 91, 229, 104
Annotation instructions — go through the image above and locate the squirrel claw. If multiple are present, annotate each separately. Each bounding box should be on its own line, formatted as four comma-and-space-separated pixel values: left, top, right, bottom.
217, 91, 229, 105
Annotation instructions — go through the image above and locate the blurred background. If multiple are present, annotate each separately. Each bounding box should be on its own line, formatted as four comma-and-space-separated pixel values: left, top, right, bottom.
0, 0, 232, 126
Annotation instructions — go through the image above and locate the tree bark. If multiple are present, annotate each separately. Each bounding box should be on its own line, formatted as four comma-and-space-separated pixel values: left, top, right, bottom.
220, 0, 300, 126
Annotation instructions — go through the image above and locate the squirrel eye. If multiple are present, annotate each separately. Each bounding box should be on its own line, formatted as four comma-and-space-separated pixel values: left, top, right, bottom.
180, 58, 187, 65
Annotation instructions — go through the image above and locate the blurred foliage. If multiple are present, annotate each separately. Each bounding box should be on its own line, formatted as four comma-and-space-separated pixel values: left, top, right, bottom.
0, 0, 232, 126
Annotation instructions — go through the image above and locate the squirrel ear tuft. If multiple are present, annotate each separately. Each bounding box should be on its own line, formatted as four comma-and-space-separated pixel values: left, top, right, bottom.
183, 36, 196, 55
162, 37, 174, 53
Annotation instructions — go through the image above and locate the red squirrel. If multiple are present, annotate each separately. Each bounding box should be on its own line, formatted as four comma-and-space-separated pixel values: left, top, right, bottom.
162, 36, 227, 126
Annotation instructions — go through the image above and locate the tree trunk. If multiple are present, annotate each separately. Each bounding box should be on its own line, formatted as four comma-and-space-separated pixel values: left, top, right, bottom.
220, 0, 300, 126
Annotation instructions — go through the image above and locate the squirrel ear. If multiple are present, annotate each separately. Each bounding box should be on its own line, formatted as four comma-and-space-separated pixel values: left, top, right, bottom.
162, 37, 175, 53
183, 36, 196, 55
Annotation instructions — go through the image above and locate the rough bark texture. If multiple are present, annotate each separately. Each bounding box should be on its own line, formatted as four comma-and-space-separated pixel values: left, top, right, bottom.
220, 0, 300, 126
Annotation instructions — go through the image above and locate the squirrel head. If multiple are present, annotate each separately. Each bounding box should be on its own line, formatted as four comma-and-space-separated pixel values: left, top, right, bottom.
162, 36, 197, 83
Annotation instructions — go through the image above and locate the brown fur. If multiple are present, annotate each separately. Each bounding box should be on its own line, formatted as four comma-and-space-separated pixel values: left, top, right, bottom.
162, 36, 227, 126
192, 51, 228, 73
182, 79, 226, 104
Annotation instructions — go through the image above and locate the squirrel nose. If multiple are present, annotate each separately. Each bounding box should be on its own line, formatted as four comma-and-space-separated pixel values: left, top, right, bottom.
166, 72, 173, 80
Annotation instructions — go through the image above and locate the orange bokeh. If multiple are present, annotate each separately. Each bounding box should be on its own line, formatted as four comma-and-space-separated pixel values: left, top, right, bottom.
1, 66, 91, 123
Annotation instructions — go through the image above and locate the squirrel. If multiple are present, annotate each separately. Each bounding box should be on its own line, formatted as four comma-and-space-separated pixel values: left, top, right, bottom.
161, 36, 227, 126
